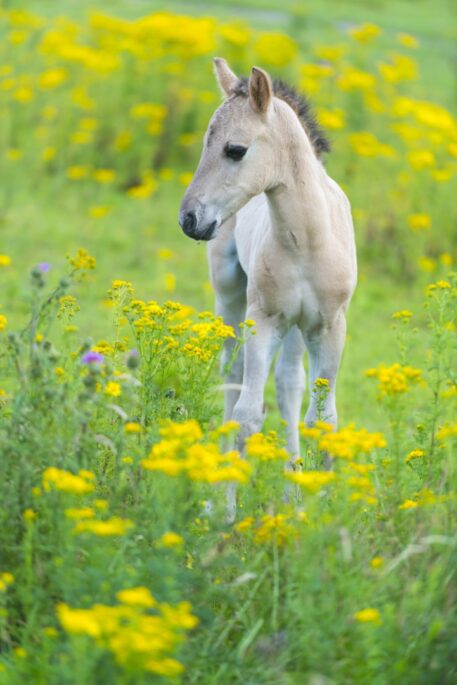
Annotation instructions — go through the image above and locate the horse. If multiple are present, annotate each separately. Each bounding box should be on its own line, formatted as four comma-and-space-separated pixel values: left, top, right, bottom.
179, 58, 357, 517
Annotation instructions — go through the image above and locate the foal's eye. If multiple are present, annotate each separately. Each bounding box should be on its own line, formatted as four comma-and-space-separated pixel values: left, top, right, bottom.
224, 144, 248, 162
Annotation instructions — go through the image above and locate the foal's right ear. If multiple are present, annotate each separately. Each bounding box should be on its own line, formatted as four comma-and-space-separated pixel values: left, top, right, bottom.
248, 66, 272, 114
213, 57, 239, 97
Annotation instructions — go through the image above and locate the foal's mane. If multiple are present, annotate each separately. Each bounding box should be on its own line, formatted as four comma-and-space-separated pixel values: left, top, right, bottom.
233, 77, 330, 159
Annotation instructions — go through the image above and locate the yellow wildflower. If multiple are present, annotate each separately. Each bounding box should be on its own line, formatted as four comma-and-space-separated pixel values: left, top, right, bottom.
365, 363, 422, 395
408, 213, 430, 231
399, 499, 418, 510
116, 587, 156, 608
392, 309, 413, 321
354, 608, 381, 624
125, 422, 141, 433
286, 471, 336, 493
105, 381, 121, 397
349, 23, 381, 43
57, 604, 101, 638
405, 449, 426, 464
370, 557, 384, 569
159, 532, 184, 548
74, 517, 133, 536
64, 507, 95, 520
43, 467, 95, 495
68, 248, 96, 271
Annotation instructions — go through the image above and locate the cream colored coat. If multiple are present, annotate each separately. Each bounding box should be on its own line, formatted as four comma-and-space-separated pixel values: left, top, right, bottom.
179, 59, 357, 517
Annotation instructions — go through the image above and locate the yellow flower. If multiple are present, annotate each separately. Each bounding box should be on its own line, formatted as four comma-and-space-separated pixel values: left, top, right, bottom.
74, 516, 133, 536
164, 273, 176, 293
0, 255, 12, 267
405, 449, 426, 464
349, 23, 381, 43
41, 146, 56, 161
1, 572, 14, 588
418, 256, 436, 273
354, 608, 381, 624
67, 165, 90, 180
93, 169, 116, 184
179, 172, 193, 186
234, 516, 254, 533
408, 213, 431, 231
125, 422, 141, 433
39, 68, 67, 89
365, 363, 422, 395
370, 556, 384, 569
399, 499, 418, 510
64, 507, 95, 520
439, 253, 453, 266
116, 587, 156, 608
397, 33, 419, 48
245, 432, 288, 461
254, 32, 297, 67
0, 315, 7, 332
42, 467, 95, 495
23, 508, 36, 521
317, 425, 386, 459
392, 310, 413, 321
159, 532, 184, 548
285, 471, 336, 493
68, 248, 96, 271
57, 604, 101, 638
105, 381, 121, 397
408, 150, 435, 170
314, 378, 329, 390
252, 513, 297, 546
317, 108, 345, 130
89, 205, 111, 219
6, 148, 22, 161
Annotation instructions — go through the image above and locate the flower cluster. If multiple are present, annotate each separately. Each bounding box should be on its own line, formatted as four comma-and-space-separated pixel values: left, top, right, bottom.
57, 589, 198, 676
365, 363, 422, 395
141, 420, 251, 483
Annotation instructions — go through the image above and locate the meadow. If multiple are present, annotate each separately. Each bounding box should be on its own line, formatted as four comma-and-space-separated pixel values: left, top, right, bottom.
0, 1, 456, 683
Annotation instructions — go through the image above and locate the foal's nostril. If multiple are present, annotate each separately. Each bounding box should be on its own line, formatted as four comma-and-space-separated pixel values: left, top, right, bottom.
183, 211, 197, 235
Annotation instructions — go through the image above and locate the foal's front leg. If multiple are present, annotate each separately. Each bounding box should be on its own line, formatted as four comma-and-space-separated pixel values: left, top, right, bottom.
228, 308, 284, 520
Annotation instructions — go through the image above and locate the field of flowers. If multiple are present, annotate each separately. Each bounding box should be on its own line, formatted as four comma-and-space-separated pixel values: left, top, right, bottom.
0, 2, 456, 683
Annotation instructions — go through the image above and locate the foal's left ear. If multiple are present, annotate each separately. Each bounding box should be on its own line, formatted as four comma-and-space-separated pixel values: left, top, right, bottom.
213, 57, 239, 97
248, 66, 273, 114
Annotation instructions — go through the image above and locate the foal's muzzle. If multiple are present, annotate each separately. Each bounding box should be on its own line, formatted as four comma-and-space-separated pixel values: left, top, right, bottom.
179, 211, 217, 241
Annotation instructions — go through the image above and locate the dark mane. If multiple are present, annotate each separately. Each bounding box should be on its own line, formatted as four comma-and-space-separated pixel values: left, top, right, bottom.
232, 77, 330, 159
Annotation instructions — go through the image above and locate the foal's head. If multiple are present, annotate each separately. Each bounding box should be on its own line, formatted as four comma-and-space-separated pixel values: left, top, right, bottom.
178, 58, 280, 242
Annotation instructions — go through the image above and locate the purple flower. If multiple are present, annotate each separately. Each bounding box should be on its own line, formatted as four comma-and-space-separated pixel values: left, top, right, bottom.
38, 262, 51, 273
127, 348, 139, 369
81, 351, 104, 364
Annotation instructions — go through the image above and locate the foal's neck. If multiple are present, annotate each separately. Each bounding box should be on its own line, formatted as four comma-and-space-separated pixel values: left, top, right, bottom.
265, 108, 329, 251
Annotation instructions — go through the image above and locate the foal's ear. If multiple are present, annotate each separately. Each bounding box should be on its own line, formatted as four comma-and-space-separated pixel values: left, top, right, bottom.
213, 57, 239, 96
248, 66, 272, 114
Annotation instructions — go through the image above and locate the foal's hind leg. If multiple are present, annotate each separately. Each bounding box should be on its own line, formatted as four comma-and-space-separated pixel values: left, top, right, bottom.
304, 311, 346, 429
274, 326, 306, 469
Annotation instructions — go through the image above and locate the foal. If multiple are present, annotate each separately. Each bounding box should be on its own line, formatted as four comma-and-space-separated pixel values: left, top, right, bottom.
179, 59, 357, 513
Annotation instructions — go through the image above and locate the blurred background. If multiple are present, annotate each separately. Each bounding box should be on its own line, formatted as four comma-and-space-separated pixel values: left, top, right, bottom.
0, 0, 456, 423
